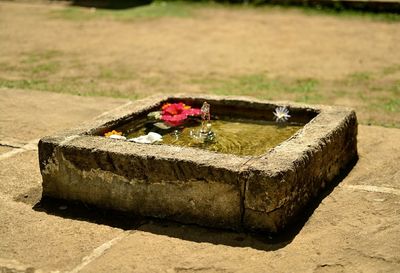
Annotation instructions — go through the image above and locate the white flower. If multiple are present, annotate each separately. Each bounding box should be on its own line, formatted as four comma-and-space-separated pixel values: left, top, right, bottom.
273, 106, 291, 123
109, 134, 127, 140
127, 132, 162, 144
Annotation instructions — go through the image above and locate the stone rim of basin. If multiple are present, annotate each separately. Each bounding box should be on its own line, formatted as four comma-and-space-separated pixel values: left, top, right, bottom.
38, 94, 358, 233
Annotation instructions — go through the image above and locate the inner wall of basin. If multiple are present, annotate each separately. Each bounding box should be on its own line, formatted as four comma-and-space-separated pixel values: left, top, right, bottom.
101, 98, 319, 157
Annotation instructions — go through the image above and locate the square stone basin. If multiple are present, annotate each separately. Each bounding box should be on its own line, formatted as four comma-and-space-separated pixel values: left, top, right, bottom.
39, 95, 358, 232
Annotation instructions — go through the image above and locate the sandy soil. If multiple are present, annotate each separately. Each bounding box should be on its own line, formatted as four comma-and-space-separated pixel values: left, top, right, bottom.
1, 2, 399, 78
0, 1, 399, 126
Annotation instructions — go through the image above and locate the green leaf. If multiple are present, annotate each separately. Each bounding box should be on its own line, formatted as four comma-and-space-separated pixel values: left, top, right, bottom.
153, 122, 171, 130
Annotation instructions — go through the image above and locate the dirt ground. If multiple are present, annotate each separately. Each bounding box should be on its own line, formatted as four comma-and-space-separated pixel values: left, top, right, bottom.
0, 1, 399, 272
0, 1, 399, 126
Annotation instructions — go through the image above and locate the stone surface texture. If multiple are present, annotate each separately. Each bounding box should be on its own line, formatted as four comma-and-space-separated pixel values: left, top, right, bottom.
38, 95, 358, 232
1, 89, 399, 272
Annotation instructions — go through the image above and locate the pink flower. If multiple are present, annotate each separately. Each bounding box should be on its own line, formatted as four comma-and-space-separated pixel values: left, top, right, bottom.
161, 103, 201, 126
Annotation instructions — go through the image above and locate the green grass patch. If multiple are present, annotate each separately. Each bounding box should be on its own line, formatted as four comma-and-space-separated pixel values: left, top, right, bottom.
22, 50, 61, 64
195, 74, 283, 99
382, 64, 400, 76
381, 98, 400, 112
370, 81, 400, 113
389, 81, 400, 95
347, 72, 372, 83
196, 74, 322, 103
51, 1, 400, 23
0, 77, 136, 99
13, 50, 63, 76
31, 62, 60, 75
0, 49, 143, 99
190, 72, 399, 127
0, 79, 48, 90
98, 66, 135, 81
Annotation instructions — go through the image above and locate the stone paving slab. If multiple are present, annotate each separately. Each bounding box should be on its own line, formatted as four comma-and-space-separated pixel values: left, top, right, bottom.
0, 88, 128, 143
0, 89, 399, 272
0, 146, 12, 155
0, 151, 42, 205
344, 125, 400, 188
0, 89, 130, 272
0, 194, 125, 273
75, 126, 400, 273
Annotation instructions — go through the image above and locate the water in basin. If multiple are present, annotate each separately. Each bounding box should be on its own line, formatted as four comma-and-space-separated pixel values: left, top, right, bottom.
122, 118, 303, 156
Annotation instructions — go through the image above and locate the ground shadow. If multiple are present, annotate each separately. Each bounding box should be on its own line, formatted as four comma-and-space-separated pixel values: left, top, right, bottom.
70, 0, 152, 10
261, 0, 400, 13
33, 157, 357, 251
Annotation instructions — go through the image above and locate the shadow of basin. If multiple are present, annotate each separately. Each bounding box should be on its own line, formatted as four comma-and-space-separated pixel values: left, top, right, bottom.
33, 152, 357, 251
37, 95, 358, 234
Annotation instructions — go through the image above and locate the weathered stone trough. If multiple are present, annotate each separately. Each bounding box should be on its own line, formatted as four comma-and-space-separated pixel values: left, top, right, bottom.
39, 95, 357, 232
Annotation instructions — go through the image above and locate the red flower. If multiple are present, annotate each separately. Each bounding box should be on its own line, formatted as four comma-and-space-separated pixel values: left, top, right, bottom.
161, 103, 201, 126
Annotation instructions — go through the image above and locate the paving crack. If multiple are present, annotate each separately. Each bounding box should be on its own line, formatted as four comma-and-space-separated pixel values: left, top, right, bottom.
0, 141, 24, 149
0, 139, 39, 161
67, 231, 132, 273
342, 184, 400, 196
345, 247, 400, 265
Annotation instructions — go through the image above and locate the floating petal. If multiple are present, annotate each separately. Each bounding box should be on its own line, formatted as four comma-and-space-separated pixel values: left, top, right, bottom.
128, 132, 162, 144
109, 134, 127, 140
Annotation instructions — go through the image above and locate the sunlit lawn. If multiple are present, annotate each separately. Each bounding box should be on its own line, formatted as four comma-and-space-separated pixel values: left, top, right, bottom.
0, 1, 399, 127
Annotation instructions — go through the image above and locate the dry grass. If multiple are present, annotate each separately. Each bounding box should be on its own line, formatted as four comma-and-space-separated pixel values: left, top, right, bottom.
0, 1, 399, 127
